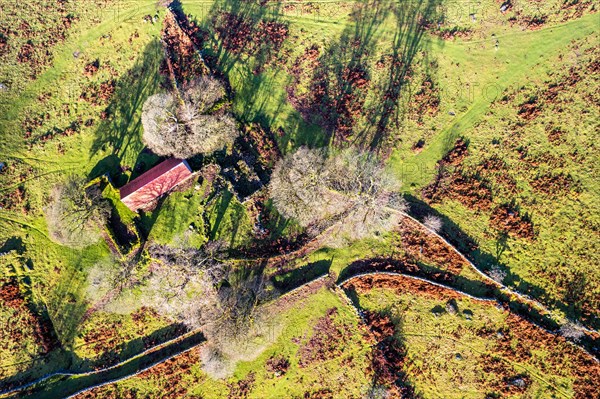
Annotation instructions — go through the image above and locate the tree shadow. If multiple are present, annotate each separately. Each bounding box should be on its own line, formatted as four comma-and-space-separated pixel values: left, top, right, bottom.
177, 0, 312, 148
1, 324, 205, 399
365, 0, 442, 151
0, 236, 26, 254
198, 0, 286, 75
295, 0, 393, 146
271, 259, 332, 292
209, 189, 233, 240
89, 39, 165, 172
342, 287, 419, 397
291, 0, 441, 150
45, 255, 91, 348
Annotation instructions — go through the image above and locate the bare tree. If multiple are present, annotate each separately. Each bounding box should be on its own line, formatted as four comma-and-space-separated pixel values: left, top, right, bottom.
90, 238, 278, 378
269, 147, 333, 227
86, 256, 121, 303
559, 321, 585, 342
487, 265, 507, 284
423, 214, 442, 233
269, 147, 406, 243
142, 76, 239, 159
45, 176, 110, 248
146, 243, 278, 377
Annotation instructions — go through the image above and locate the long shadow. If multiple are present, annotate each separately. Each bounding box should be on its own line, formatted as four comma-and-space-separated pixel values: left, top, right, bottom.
291, 0, 440, 149
178, 0, 335, 153
403, 194, 600, 332
0, 318, 199, 396
198, 0, 285, 75
88, 39, 164, 173
297, 0, 393, 146
9, 329, 206, 399
45, 252, 94, 349
209, 189, 233, 240
365, 0, 441, 151
338, 256, 600, 357
271, 259, 332, 292
343, 288, 419, 397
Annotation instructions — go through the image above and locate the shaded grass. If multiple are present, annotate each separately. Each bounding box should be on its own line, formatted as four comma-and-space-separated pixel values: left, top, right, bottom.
149, 189, 207, 247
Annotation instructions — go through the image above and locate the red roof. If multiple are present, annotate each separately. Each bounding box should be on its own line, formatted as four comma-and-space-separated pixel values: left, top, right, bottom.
120, 158, 193, 211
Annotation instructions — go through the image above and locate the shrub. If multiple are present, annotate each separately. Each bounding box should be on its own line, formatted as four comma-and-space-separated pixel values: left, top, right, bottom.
85, 256, 121, 303
423, 214, 442, 233
487, 265, 507, 284
559, 322, 585, 342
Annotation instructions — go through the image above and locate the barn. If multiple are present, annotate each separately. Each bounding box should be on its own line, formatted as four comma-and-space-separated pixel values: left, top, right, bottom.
120, 158, 193, 211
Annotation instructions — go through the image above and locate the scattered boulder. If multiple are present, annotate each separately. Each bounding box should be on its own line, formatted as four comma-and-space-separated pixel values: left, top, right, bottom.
445, 299, 459, 315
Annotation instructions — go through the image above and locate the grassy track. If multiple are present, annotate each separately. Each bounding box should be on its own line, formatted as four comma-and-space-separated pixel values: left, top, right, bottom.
388, 12, 600, 189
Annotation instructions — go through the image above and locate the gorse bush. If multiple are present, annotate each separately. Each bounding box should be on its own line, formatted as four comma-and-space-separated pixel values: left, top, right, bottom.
141, 76, 239, 159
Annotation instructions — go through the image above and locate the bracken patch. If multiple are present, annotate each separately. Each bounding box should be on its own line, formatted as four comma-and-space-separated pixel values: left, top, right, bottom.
297, 308, 354, 367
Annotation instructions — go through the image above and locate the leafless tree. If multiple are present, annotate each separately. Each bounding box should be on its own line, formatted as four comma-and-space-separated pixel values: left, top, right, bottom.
559, 321, 585, 342
90, 238, 278, 377
45, 176, 110, 248
141, 77, 239, 158
423, 214, 442, 233
269, 147, 406, 243
86, 256, 121, 303
269, 147, 333, 227
153, 244, 281, 373
487, 265, 507, 284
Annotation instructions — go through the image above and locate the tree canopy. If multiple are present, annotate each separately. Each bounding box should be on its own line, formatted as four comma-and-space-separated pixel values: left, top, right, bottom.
141, 77, 239, 159
269, 147, 406, 243
45, 176, 110, 248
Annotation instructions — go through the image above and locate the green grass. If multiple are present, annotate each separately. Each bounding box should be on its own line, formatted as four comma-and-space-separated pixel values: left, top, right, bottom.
357, 286, 584, 398
0, 0, 598, 395
101, 180, 138, 226
205, 189, 253, 248
149, 188, 207, 247
77, 287, 374, 399
179, 0, 600, 327
388, 12, 600, 190
0, 0, 173, 386
412, 31, 600, 324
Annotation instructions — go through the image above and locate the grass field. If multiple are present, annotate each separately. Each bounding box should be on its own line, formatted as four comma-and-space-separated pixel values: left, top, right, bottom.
180, 0, 599, 326
349, 275, 599, 399
65, 285, 374, 399
0, 0, 598, 397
